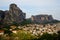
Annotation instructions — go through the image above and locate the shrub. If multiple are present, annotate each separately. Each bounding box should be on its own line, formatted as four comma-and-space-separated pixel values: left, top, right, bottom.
10, 30, 36, 40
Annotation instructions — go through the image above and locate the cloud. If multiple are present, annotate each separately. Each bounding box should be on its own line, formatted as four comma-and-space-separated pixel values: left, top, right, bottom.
20, 0, 56, 7
0, 0, 56, 7
0, 0, 58, 9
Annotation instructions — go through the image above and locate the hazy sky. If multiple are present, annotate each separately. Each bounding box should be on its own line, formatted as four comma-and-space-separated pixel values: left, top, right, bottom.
0, 0, 60, 20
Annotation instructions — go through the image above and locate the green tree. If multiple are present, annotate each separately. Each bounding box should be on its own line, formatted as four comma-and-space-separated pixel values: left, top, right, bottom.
57, 31, 60, 40
38, 33, 55, 40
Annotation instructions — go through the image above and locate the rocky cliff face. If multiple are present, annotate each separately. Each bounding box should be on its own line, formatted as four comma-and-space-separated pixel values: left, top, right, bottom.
31, 15, 54, 23
0, 4, 26, 24
0, 10, 5, 24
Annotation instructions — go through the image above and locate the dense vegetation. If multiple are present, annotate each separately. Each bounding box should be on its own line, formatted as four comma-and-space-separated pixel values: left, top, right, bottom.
0, 31, 60, 40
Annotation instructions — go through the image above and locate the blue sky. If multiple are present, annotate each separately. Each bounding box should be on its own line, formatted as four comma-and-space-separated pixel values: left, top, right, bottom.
0, 0, 60, 20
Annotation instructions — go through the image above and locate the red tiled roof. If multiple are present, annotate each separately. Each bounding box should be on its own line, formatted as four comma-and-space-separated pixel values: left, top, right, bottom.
0, 30, 4, 32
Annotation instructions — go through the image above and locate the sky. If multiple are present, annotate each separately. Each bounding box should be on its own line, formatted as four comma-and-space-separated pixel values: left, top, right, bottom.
0, 0, 60, 20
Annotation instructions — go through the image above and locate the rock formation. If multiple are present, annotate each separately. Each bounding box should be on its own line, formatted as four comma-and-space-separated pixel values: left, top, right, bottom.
0, 4, 26, 24
0, 3, 58, 24
0, 10, 5, 23
31, 15, 54, 23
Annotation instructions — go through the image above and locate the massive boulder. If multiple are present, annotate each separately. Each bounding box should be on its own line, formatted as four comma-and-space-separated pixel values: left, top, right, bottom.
4, 4, 26, 24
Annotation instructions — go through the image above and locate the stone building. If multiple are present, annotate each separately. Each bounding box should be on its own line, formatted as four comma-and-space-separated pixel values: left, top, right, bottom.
3, 4, 26, 24
31, 15, 54, 23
